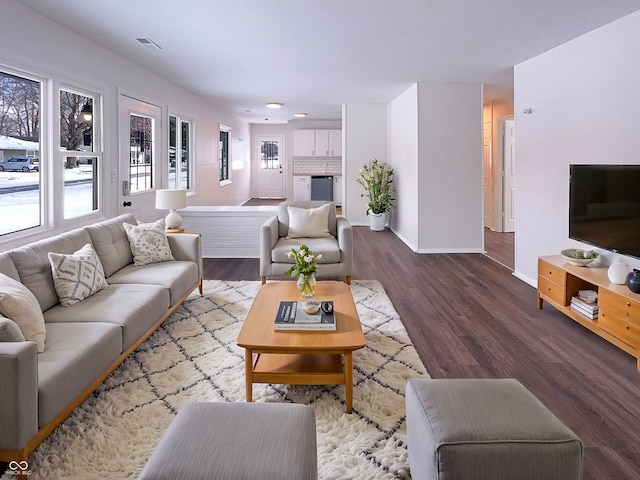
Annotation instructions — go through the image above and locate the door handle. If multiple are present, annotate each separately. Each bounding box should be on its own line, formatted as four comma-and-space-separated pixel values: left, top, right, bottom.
123, 201, 132, 207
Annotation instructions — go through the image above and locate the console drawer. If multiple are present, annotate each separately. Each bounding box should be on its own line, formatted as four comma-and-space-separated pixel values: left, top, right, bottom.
538, 275, 566, 305
600, 311, 640, 348
538, 259, 567, 287
599, 289, 640, 327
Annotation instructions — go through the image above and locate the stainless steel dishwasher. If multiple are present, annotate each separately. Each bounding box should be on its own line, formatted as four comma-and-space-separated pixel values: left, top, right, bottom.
311, 176, 333, 201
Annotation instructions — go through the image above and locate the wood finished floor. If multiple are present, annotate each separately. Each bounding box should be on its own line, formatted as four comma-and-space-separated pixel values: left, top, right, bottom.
204, 226, 640, 480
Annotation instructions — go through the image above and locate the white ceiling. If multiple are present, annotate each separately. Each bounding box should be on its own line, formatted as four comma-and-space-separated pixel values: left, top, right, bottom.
16, 0, 640, 123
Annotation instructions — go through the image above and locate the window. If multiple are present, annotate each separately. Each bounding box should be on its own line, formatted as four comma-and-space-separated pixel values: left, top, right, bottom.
219, 124, 230, 184
129, 114, 155, 192
0, 70, 42, 236
59, 89, 100, 219
260, 140, 279, 169
169, 114, 193, 190
0, 65, 103, 238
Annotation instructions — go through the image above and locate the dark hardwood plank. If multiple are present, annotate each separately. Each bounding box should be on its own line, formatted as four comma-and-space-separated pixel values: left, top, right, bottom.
204, 226, 640, 480
484, 227, 514, 270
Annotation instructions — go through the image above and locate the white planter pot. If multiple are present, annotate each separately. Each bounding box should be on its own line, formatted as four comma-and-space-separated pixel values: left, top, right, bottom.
369, 212, 386, 231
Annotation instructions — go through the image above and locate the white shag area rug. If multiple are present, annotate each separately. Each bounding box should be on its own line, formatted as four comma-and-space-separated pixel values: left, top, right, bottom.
4, 280, 430, 480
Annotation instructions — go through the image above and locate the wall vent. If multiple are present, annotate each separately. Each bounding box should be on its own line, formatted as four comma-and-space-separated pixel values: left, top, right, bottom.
136, 37, 162, 51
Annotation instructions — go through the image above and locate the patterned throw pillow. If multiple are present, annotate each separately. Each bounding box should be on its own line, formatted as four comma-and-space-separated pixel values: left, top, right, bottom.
48, 243, 107, 307
123, 219, 175, 267
0, 273, 46, 352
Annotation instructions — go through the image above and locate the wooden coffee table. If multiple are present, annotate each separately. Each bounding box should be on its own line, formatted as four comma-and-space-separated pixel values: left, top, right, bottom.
236, 281, 366, 413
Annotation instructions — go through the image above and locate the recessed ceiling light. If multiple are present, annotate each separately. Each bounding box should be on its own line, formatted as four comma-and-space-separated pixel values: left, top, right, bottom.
293, 113, 307, 118
266, 102, 283, 109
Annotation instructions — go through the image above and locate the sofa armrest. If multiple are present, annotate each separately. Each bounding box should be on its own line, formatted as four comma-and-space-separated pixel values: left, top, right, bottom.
260, 216, 279, 275
167, 233, 203, 280
336, 216, 353, 261
0, 341, 38, 451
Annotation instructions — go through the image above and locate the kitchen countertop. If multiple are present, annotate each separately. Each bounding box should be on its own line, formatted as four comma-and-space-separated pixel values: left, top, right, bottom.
293, 173, 341, 176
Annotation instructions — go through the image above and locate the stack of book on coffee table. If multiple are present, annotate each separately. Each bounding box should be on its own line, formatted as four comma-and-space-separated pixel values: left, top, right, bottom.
274, 301, 336, 330
570, 294, 598, 320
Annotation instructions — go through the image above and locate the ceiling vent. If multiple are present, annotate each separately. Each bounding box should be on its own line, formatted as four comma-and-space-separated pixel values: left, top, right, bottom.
136, 37, 162, 51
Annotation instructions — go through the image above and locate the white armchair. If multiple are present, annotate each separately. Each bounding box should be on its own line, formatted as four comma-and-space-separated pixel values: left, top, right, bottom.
260, 201, 352, 284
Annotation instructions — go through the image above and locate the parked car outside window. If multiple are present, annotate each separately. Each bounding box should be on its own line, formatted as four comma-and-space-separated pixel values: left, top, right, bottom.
0, 157, 39, 172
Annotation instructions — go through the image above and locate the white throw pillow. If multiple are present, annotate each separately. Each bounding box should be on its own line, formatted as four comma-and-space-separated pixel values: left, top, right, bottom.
0, 273, 46, 352
124, 219, 175, 266
286, 204, 332, 239
48, 243, 107, 307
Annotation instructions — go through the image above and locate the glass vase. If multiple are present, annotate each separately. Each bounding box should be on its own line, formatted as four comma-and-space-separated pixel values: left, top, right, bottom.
297, 273, 317, 298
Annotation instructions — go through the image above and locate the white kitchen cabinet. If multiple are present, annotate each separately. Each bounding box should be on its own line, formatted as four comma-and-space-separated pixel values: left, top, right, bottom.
293, 129, 342, 157
329, 130, 342, 157
333, 175, 342, 206
293, 175, 311, 201
293, 130, 315, 156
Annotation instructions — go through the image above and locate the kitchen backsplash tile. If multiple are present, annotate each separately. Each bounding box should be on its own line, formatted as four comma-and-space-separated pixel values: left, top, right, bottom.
293, 156, 342, 175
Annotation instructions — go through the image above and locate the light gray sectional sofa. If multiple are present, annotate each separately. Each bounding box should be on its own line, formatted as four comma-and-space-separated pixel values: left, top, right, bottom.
0, 214, 202, 467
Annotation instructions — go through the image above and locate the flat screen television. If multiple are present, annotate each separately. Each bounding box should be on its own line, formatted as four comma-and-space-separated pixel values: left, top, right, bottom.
569, 164, 640, 259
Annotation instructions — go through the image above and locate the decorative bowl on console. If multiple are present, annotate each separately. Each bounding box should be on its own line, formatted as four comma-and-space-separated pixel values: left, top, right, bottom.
561, 248, 599, 266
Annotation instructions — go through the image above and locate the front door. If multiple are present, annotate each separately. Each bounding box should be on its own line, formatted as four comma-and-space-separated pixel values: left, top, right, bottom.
256, 135, 284, 198
119, 94, 163, 221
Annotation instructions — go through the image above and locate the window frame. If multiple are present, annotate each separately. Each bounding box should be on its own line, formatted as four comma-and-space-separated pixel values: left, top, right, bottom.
0, 65, 46, 237
168, 112, 194, 191
219, 123, 231, 186
0, 60, 106, 242
57, 85, 103, 220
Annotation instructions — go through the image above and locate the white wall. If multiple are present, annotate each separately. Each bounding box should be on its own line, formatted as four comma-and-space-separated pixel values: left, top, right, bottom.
388, 85, 419, 249
0, 0, 251, 249
342, 104, 388, 225
514, 10, 640, 285
417, 83, 484, 253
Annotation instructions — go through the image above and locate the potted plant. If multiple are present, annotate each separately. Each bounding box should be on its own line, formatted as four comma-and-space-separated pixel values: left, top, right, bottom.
356, 159, 395, 231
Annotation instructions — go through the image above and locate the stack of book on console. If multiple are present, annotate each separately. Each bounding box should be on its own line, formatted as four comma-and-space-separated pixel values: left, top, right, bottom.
274, 301, 336, 331
570, 293, 598, 320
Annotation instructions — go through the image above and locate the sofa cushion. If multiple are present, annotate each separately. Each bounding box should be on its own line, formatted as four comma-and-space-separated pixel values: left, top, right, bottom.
0, 273, 46, 352
272, 237, 341, 264
107, 260, 199, 307
124, 219, 175, 267
48, 243, 107, 307
85, 214, 137, 277
286, 204, 332, 239
7, 228, 93, 312
0, 253, 20, 282
0, 315, 26, 342
37, 322, 122, 427
44, 283, 170, 351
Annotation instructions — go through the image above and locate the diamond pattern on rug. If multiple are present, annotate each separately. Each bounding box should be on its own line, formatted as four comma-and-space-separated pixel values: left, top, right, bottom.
7, 280, 430, 480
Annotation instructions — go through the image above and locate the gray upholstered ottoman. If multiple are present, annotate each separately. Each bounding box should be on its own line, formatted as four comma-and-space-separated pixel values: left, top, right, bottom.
406, 378, 583, 480
139, 402, 317, 480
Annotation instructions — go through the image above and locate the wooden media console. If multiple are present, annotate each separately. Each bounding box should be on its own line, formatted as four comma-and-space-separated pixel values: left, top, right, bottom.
538, 255, 640, 371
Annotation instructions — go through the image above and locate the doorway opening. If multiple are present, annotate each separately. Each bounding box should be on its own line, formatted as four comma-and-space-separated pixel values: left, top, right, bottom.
483, 113, 515, 271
